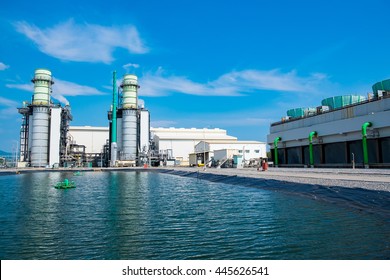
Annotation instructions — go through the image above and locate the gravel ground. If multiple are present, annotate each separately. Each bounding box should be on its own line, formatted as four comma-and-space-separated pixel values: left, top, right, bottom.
168, 167, 390, 192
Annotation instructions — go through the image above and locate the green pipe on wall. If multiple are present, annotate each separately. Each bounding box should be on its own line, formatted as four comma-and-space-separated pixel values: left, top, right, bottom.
274, 137, 282, 166
309, 131, 317, 166
362, 122, 372, 166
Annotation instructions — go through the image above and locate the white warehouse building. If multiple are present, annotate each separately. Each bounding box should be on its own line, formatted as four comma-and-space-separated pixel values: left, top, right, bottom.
69, 126, 109, 154
65, 126, 266, 167
151, 127, 237, 166
194, 140, 267, 167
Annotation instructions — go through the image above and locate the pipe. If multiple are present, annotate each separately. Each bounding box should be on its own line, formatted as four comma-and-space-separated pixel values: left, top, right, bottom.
362, 122, 372, 167
308, 131, 317, 167
273, 137, 282, 166
111, 71, 117, 143
110, 71, 118, 166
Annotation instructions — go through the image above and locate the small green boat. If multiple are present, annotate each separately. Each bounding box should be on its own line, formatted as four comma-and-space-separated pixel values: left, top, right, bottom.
54, 179, 76, 189
73, 171, 83, 176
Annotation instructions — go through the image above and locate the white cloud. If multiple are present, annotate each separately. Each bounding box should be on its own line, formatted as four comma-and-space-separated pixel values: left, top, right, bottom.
123, 63, 140, 70
139, 69, 329, 97
157, 112, 275, 128
15, 20, 148, 63
150, 120, 178, 128
212, 69, 327, 92
6, 84, 33, 91
6, 79, 105, 105
140, 74, 234, 97
52, 79, 105, 104
0, 62, 9, 70
0, 96, 18, 107
0, 97, 18, 119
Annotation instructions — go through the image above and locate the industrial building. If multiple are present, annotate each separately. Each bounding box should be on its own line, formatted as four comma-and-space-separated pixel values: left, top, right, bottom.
193, 140, 267, 168
17, 68, 265, 168
68, 126, 109, 154
267, 79, 390, 168
17, 69, 73, 167
67, 125, 266, 167
16, 69, 151, 168
107, 73, 150, 167
151, 127, 237, 166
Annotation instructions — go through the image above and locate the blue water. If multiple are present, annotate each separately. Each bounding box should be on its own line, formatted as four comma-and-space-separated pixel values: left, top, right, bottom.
0, 171, 389, 259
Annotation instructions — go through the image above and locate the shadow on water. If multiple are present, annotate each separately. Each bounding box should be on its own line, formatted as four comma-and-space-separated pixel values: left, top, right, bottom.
159, 169, 390, 219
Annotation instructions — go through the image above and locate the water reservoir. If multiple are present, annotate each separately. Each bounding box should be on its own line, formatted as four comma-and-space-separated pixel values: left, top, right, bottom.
0, 171, 389, 259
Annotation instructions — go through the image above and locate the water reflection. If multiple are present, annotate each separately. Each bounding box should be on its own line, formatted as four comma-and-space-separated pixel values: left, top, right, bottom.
0, 171, 389, 259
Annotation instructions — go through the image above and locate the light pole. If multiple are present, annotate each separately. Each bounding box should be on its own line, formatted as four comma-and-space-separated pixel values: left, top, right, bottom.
243, 145, 245, 167
203, 134, 205, 165
203, 129, 206, 168
14, 140, 19, 168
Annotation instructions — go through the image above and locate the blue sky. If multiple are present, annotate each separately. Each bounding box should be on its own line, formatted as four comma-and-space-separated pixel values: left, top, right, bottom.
1, 0, 389, 151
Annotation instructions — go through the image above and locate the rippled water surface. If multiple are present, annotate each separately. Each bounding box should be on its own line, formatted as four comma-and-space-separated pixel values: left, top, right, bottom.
0, 171, 389, 259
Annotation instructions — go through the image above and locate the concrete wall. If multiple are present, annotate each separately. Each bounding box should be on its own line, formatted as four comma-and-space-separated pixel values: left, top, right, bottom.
139, 110, 150, 153
268, 98, 390, 148
196, 141, 267, 160
267, 98, 390, 166
156, 138, 200, 164
214, 149, 239, 161
69, 126, 109, 153
49, 107, 61, 166
151, 127, 238, 165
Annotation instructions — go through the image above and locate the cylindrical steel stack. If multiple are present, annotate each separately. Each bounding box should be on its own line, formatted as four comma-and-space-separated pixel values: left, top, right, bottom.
30, 69, 53, 167
121, 74, 139, 160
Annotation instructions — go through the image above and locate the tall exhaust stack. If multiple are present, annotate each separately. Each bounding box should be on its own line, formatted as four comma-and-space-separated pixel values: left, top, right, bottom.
30, 69, 53, 167
110, 71, 118, 166
120, 74, 139, 161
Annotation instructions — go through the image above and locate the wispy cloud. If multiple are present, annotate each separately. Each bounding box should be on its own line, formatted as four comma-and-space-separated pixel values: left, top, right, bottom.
139, 69, 329, 97
150, 120, 178, 128
53, 79, 106, 104
6, 83, 33, 92
0, 96, 18, 107
14, 20, 148, 63
163, 112, 275, 128
213, 69, 327, 93
0, 62, 9, 70
0, 96, 18, 118
123, 63, 140, 71
6, 79, 105, 105
140, 73, 237, 97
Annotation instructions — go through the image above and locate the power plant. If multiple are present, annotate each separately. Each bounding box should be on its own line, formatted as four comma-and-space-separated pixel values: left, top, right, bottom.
17, 69, 72, 168
17, 68, 150, 168
17, 68, 389, 169
107, 72, 150, 167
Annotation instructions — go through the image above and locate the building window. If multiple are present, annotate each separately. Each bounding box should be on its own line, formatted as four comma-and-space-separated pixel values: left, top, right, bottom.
238, 150, 243, 153
255, 150, 260, 153
245, 150, 250, 153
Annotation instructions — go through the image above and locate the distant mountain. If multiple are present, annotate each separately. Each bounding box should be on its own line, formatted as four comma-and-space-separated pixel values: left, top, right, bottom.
0, 150, 12, 156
